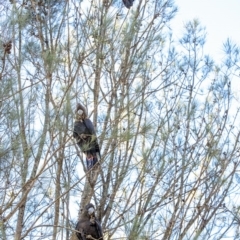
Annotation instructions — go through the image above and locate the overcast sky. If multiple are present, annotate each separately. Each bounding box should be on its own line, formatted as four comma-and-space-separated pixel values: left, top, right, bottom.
171, 0, 240, 61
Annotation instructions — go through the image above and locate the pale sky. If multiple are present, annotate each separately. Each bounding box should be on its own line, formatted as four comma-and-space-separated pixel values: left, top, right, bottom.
171, 0, 240, 61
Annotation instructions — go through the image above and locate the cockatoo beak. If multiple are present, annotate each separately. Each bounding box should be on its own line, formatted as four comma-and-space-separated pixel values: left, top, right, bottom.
77, 109, 83, 115
88, 207, 95, 215
76, 109, 84, 120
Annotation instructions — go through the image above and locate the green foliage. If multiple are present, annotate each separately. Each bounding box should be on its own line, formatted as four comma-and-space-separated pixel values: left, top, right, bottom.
0, 1, 240, 240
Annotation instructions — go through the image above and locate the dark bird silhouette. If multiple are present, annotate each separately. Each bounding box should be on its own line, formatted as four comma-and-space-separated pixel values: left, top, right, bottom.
73, 103, 100, 170
75, 203, 103, 240
122, 0, 134, 9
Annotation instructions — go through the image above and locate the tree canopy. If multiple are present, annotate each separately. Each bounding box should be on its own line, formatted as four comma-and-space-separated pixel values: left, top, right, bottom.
1, 0, 240, 239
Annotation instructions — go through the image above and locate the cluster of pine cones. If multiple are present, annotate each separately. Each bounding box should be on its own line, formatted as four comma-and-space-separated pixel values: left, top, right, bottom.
3, 41, 12, 54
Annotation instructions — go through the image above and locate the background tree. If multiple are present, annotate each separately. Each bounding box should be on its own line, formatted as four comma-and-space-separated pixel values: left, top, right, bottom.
0, 0, 240, 240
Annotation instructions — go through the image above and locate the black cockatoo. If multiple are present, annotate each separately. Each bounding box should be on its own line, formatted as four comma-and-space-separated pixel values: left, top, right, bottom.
75, 203, 103, 240
122, 0, 134, 9
73, 103, 100, 170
